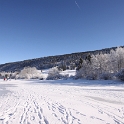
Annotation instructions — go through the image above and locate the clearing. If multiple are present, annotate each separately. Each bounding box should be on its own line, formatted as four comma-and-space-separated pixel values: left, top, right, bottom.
0, 79, 124, 124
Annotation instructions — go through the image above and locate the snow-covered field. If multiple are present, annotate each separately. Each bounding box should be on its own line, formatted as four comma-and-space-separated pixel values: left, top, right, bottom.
0, 79, 124, 124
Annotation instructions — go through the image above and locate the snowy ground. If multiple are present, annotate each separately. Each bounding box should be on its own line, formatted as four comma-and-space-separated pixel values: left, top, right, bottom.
42, 69, 76, 79
0, 79, 124, 124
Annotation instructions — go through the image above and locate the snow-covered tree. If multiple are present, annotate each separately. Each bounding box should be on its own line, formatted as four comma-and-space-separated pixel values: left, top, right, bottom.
76, 59, 96, 79
46, 67, 69, 80
46, 67, 61, 80
69, 62, 76, 70
92, 53, 110, 74
116, 47, 124, 71
57, 61, 67, 71
76, 53, 111, 80
18, 67, 42, 79
107, 47, 124, 74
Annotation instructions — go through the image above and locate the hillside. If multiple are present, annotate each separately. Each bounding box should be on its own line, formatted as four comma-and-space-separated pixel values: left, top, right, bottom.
0, 46, 122, 72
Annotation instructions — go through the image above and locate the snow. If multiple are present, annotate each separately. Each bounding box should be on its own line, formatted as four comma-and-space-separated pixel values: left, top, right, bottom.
42, 69, 76, 79
60, 70, 76, 76
0, 78, 124, 124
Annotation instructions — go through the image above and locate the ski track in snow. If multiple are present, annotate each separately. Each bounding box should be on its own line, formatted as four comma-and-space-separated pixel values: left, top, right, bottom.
0, 80, 124, 124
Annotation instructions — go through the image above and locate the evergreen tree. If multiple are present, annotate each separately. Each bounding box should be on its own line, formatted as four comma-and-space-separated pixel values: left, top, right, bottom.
76, 58, 83, 70
85, 54, 91, 64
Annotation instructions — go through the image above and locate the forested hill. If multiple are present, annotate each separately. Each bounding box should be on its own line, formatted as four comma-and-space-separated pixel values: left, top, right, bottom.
0, 46, 123, 72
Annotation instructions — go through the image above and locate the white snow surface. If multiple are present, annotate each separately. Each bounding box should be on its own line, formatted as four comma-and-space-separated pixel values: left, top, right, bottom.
0, 79, 124, 124
60, 70, 76, 76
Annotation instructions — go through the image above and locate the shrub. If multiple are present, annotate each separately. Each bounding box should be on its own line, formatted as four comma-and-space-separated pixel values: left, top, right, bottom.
116, 69, 124, 81
99, 73, 112, 80
18, 67, 42, 79
46, 67, 69, 80
86, 73, 98, 80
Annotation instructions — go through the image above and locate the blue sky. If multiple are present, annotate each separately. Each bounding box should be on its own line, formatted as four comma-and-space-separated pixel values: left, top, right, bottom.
0, 0, 124, 64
